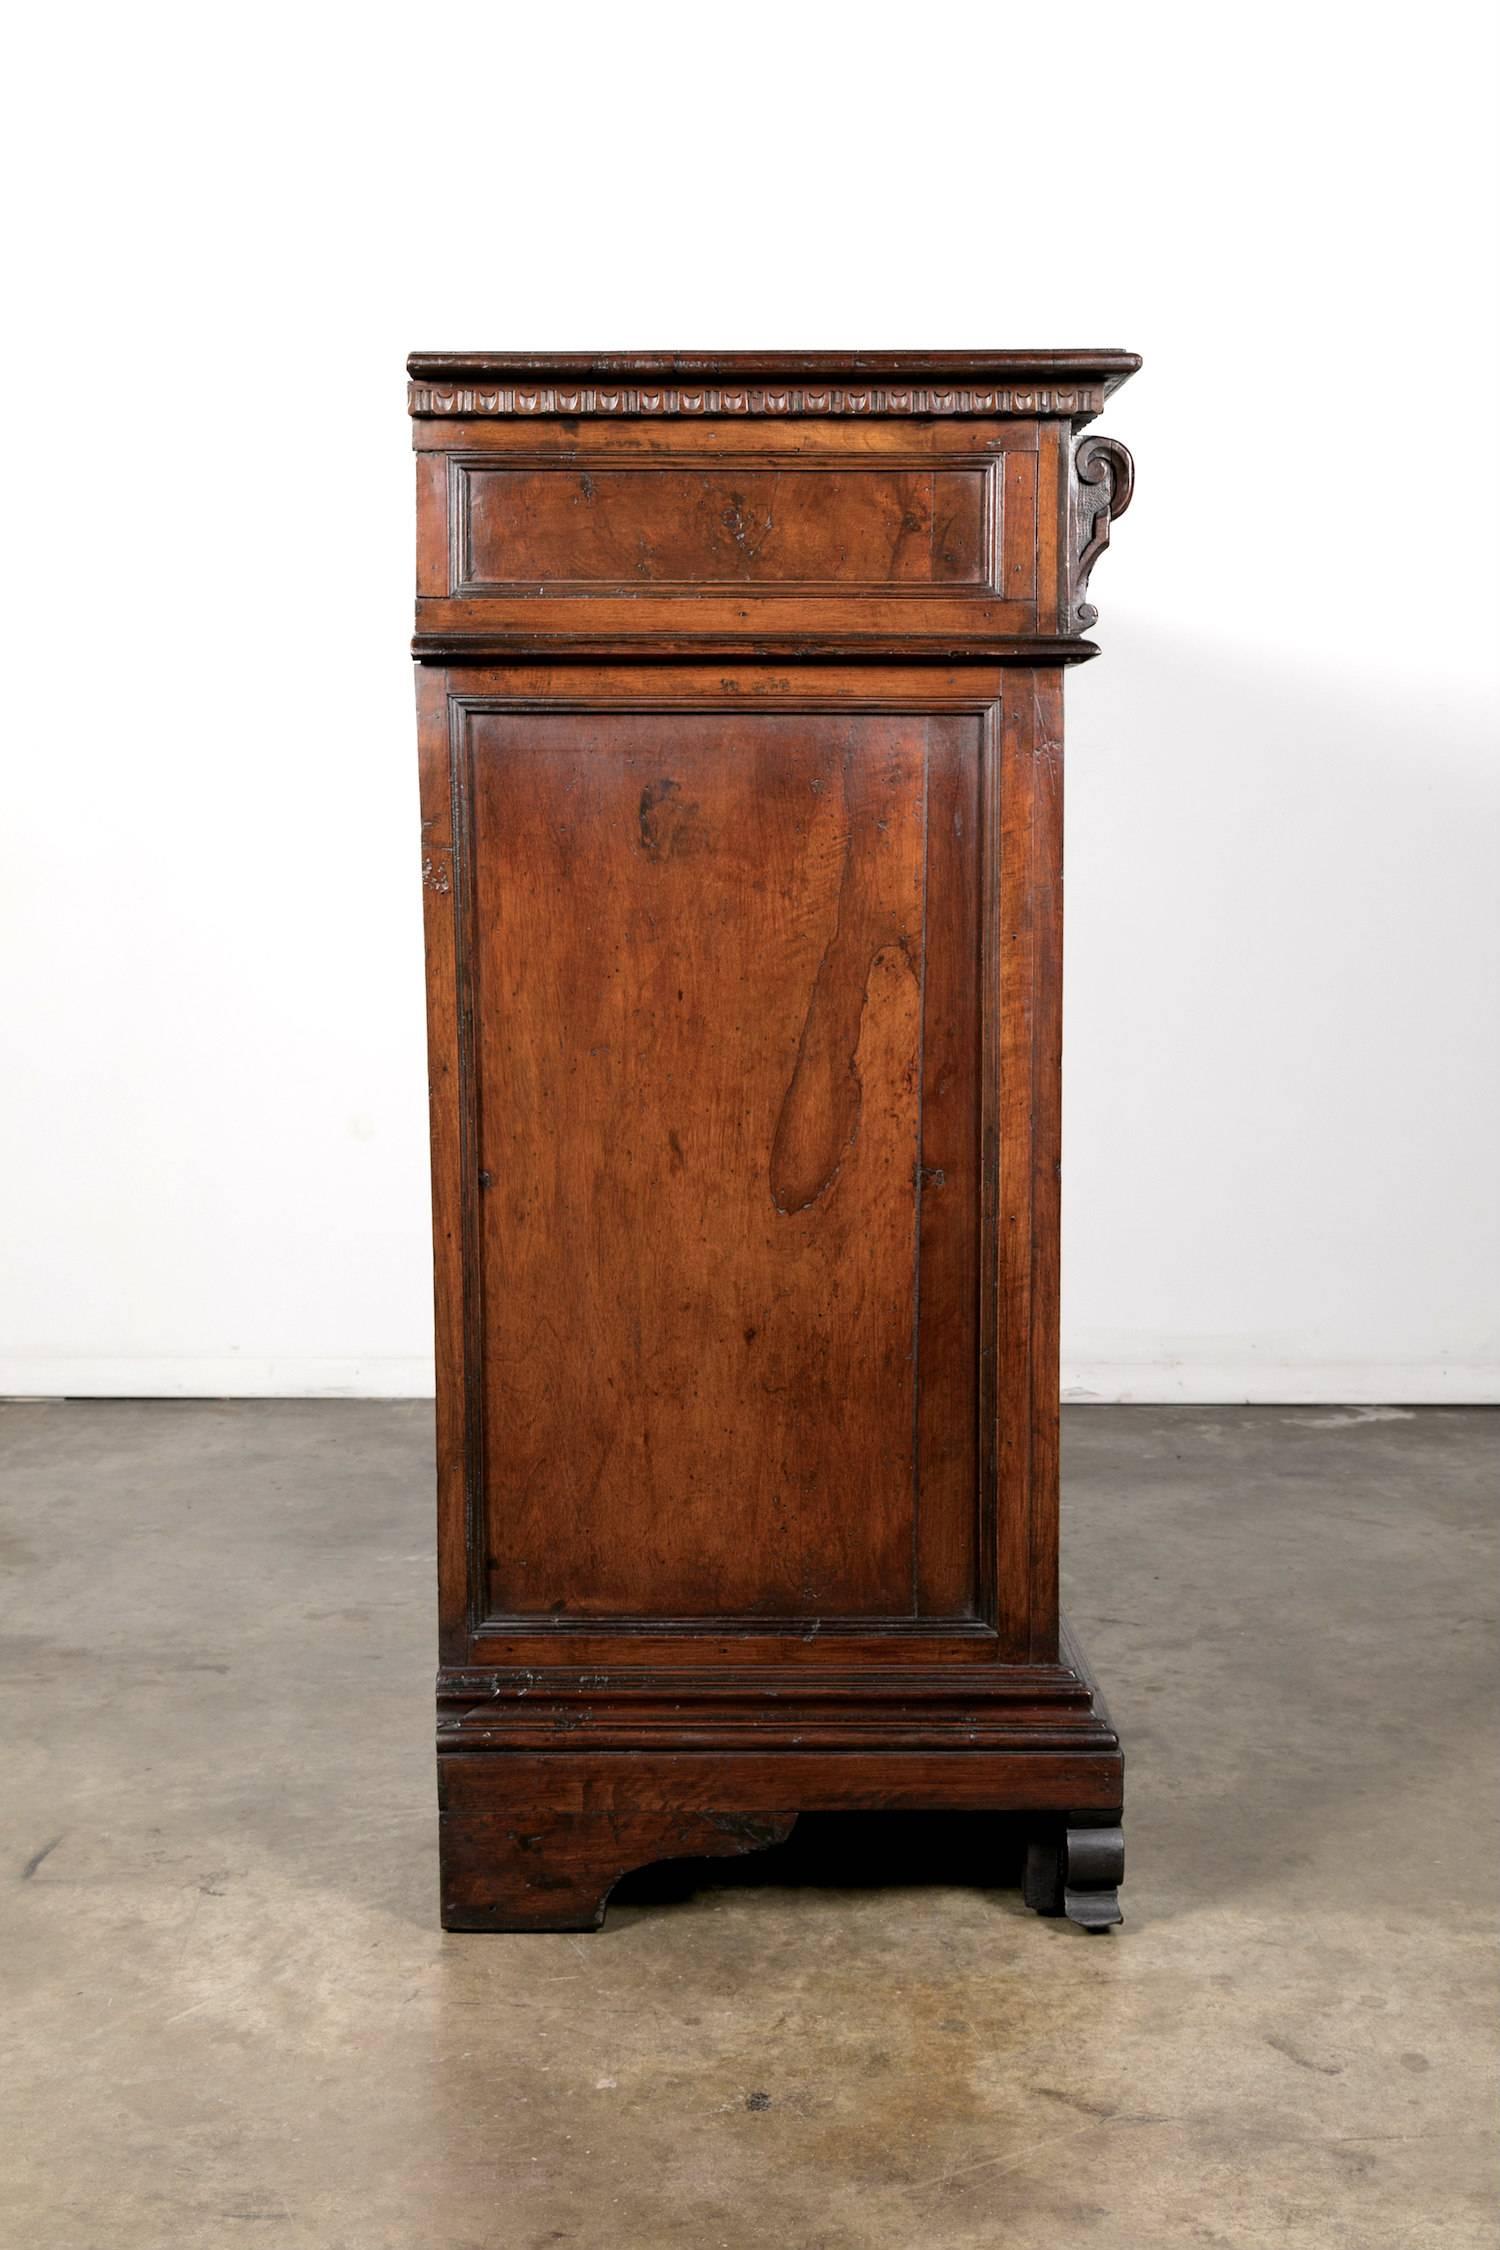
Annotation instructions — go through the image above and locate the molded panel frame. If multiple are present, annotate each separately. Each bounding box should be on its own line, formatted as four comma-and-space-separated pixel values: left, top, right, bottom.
416, 663, 1062, 1672
449, 451, 1011, 597
413, 417, 1047, 650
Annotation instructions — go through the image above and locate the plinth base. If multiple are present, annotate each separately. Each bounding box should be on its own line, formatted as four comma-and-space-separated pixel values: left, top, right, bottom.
436, 1621, 1124, 1934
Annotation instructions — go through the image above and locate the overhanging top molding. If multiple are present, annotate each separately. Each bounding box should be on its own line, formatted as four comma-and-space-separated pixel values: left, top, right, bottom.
407, 348, 1141, 422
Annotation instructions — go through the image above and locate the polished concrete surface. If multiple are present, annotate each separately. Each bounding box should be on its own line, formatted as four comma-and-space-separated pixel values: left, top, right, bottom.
2, 1401, 1495, 2248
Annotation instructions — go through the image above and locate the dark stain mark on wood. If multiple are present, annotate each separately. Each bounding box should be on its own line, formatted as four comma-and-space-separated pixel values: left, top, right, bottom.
638, 777, 703, 859
769, 750, 919, 1216
769, 939, 868, 1214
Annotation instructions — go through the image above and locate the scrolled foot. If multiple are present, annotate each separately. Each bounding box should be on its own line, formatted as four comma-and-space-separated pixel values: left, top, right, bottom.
1025, 1816, 1123, 1932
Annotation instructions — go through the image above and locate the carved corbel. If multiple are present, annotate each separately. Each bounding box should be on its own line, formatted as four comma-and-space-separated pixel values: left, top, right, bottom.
1069, 435, 1135, 631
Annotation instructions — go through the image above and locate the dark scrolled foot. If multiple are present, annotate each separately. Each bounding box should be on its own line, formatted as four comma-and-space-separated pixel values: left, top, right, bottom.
1024, 1815, 1124, 1932
440, 1809, 798, 1932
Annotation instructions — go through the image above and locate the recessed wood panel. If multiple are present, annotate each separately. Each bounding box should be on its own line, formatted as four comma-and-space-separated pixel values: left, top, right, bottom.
463, 706, 982, 1620
456, 461, 994, 591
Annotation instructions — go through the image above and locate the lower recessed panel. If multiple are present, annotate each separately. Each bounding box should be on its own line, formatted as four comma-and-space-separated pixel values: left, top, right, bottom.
463, 704, 983, 1621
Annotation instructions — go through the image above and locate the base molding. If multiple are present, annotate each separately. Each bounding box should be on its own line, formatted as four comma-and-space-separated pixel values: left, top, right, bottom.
436, 1624, 1124, 1933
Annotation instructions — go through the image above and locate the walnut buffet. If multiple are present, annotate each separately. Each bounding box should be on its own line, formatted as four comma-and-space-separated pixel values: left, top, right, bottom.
408, 350, 1139, 1931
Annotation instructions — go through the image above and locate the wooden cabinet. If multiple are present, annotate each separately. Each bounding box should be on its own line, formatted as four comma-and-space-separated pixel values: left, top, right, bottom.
409, 352, 1139, 1930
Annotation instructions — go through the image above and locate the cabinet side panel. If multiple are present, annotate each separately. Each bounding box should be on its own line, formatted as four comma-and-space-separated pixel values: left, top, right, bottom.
468, 708, 932, 1620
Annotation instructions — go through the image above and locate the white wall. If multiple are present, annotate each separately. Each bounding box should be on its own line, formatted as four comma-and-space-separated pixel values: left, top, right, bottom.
3, 3, 1496, 1403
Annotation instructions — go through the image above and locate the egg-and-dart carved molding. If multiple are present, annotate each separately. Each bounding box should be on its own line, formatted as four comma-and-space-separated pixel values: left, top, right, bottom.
408, 382, 1105, 420
1070, 435, 1134, 631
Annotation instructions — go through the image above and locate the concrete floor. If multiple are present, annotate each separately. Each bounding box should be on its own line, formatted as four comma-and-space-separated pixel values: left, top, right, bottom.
1, 1403, 1495, 2249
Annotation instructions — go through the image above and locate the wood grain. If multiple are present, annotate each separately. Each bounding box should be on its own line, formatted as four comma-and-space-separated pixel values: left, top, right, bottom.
459, 461, 993, 590
467, 706, 964, 1620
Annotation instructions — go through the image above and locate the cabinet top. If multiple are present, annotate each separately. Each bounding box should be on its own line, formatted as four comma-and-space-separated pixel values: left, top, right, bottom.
407, 349, 1140, 420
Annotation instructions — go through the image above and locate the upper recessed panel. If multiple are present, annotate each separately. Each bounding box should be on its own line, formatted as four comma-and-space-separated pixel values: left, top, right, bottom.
414, 420, 1050, 651
456, 458, 997, 594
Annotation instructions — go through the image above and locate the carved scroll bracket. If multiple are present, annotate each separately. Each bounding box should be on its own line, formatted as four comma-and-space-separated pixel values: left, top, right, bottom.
1069, 435, 1135, 632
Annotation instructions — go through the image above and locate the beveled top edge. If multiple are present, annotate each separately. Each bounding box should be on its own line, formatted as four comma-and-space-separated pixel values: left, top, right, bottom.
407, 348, 1141, 391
